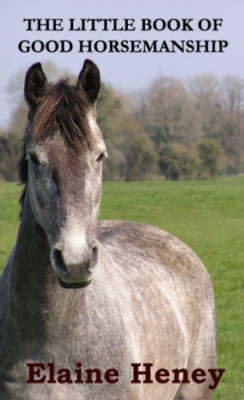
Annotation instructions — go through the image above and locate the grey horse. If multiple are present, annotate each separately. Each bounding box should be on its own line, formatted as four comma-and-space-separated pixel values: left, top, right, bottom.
0, 60, 220, 399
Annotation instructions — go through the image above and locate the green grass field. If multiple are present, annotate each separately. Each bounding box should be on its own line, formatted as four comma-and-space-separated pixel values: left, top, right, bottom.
1, 178, 244, 399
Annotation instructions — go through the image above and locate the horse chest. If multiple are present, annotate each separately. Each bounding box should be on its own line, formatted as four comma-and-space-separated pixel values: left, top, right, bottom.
0, 318, 136, 400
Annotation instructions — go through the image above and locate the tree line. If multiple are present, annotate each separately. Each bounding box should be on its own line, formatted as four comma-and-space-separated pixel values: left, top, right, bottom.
1, 63, 244, 181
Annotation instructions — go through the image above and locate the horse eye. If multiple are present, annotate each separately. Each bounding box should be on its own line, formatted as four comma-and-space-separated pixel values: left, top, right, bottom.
29, 153, 40, 166
96, 152, 104, 162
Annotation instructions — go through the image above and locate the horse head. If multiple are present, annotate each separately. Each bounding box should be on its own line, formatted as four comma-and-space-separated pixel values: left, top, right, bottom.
21, 60, 107, 288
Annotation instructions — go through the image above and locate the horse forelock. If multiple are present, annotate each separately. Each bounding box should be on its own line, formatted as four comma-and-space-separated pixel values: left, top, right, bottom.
18, 79, 92, 218
34, 80, 90, 145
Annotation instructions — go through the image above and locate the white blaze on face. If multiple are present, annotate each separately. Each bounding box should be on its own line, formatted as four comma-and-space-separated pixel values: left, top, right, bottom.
58, 217, 90, 266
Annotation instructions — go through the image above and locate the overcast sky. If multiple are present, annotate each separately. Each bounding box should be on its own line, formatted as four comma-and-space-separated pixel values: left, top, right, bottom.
1, 0, 244, 129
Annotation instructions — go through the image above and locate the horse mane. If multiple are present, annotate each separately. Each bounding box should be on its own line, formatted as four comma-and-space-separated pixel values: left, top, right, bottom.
19, 79, 90, 217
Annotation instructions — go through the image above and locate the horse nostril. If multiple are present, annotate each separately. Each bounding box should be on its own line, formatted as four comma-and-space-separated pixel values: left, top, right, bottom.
53, 249, 67, 276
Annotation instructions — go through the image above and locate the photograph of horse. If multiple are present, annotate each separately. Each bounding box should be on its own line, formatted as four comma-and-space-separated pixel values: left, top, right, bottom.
0, 59, 217, 399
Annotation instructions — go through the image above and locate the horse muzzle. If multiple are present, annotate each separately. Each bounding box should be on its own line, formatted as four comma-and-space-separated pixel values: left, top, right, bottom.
50, 243, 98, 289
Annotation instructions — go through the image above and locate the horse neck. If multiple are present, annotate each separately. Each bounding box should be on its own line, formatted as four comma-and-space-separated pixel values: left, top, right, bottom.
9, 193, 87, 336
11, 193, 50, 297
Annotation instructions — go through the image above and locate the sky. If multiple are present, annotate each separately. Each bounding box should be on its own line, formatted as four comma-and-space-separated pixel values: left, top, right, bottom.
1, 0, 244, 129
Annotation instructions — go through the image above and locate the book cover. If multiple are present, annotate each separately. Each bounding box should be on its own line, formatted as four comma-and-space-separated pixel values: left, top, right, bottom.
0, 1, 243, 399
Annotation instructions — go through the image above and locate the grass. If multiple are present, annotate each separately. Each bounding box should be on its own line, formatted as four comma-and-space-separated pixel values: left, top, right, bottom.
1, 178, 244, 399
0, 182, 21, 267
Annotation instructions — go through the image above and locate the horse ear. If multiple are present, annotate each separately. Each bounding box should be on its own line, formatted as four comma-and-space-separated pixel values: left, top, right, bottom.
77, 59, 100, 103
24, 63, 47, 108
